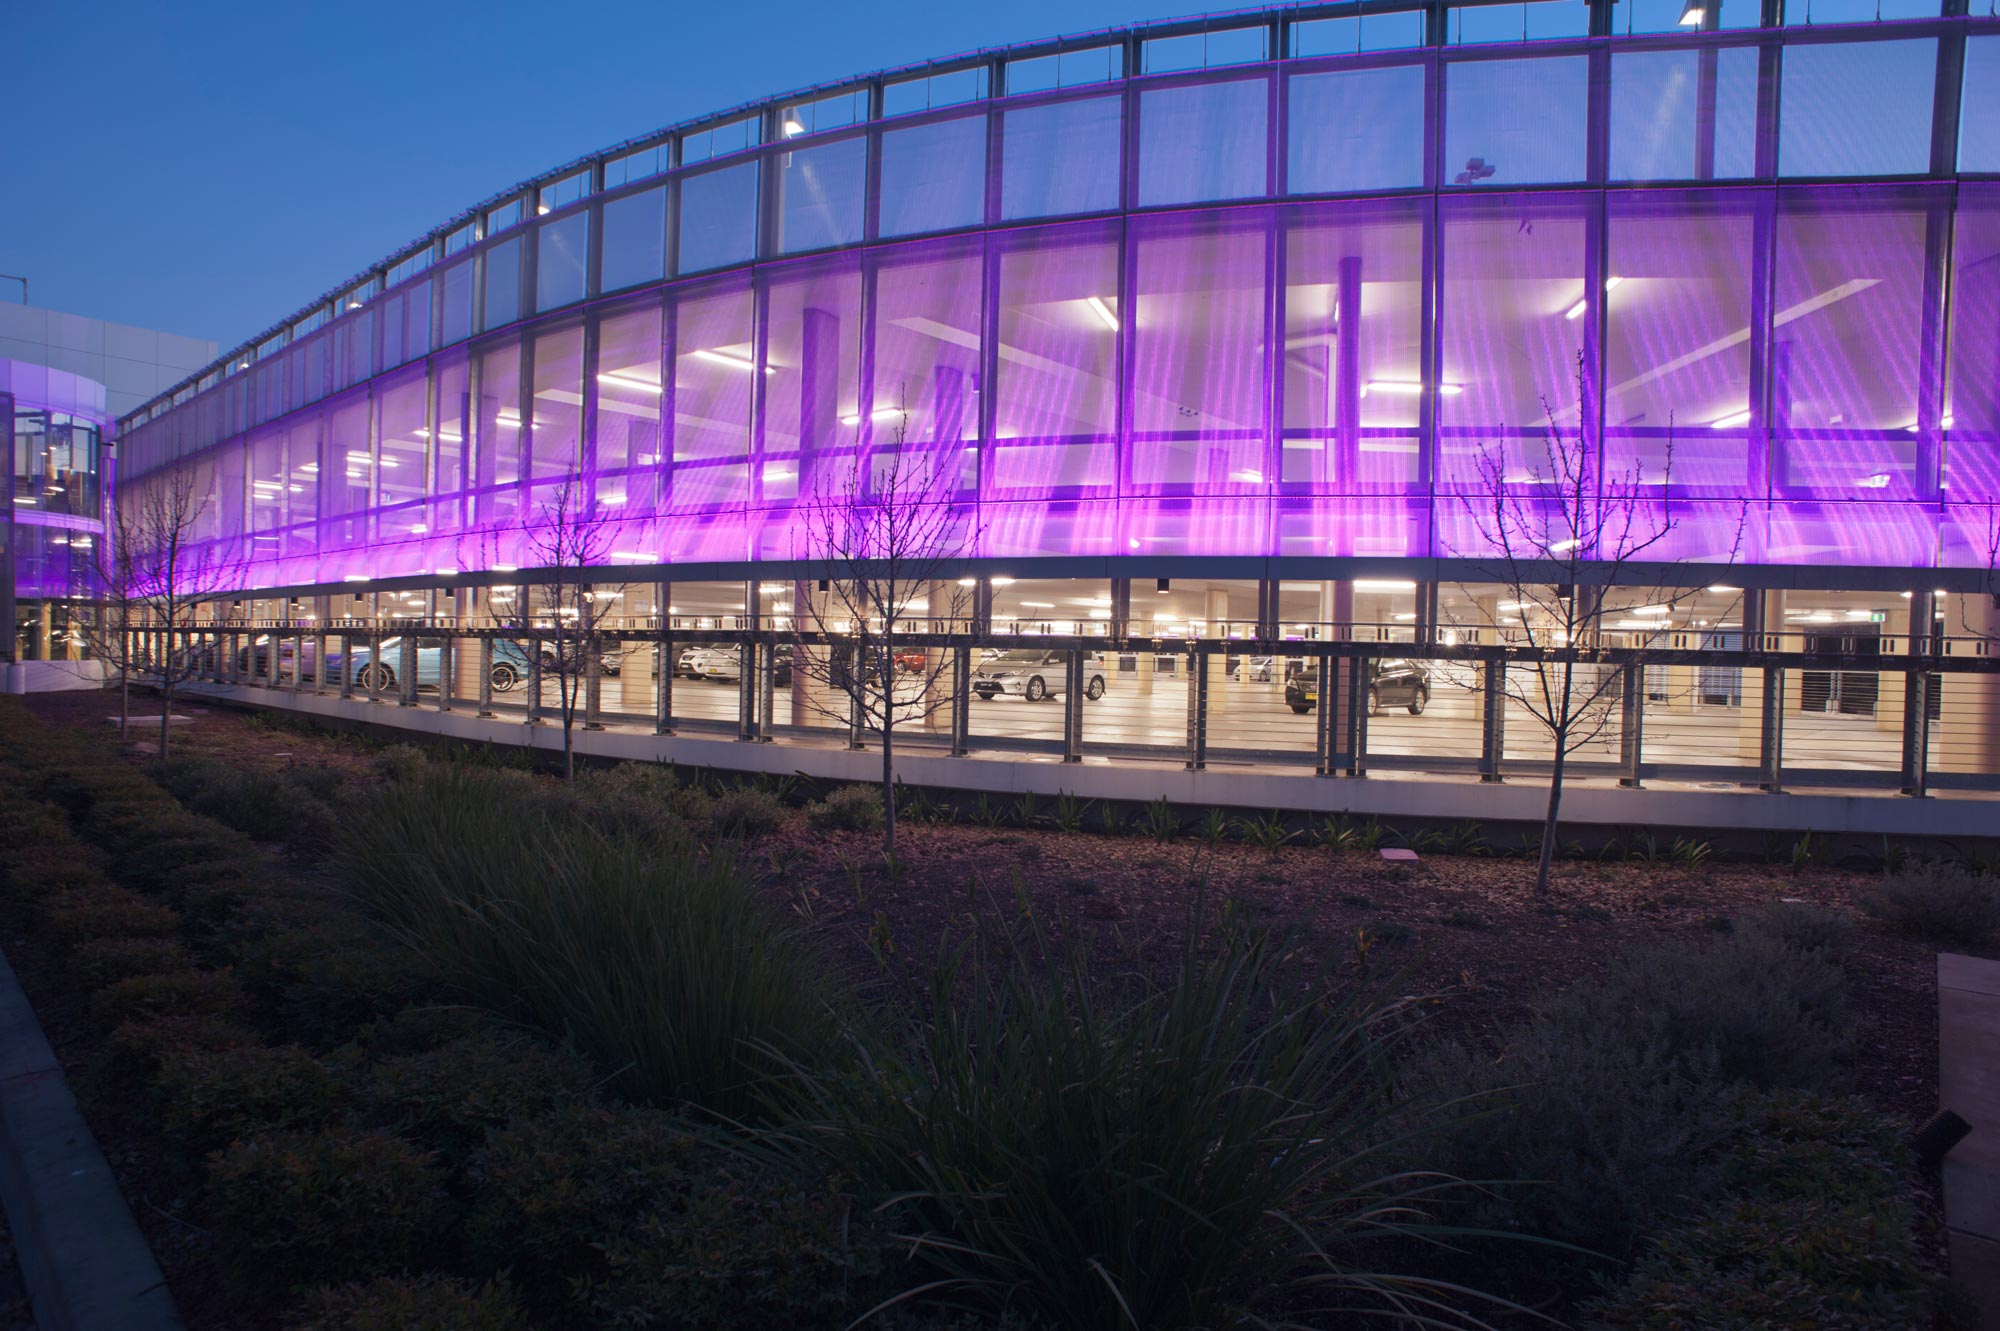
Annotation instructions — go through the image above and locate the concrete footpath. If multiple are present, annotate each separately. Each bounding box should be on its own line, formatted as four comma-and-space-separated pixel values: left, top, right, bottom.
0, 943, 181, 1330
1941, 952, 2000, 1330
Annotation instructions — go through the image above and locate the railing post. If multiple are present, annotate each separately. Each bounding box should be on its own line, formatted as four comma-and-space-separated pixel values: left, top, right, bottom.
1618, 660, 1643, 788
847, 644, 865, 750
266, 633, 281, 688
654, 634, 674, 735
290, 630, 304, 694
436, 635, 454, 712
1901, 673, 1932, 797
950, 644, 970, 756
758, 635, 776, 742
367, 632, 384, 704
398, 634, 417, 707
1759, 666, 1784, 793
1315, 650, 1338, 776
585, 642, 604, 731
312, 632, 327, 694
339, 634, 354, 700
526, 640, 544, 724
737, 639, 758, 741
1185, 647, 1208, 771
477, 637, 495, 717
1479, 655, 1506, 783
1344, 654, 1368, 777
1062, 648, 1084, 764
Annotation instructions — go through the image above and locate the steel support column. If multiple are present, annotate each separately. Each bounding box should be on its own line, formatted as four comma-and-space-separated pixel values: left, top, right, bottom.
1902, 590, 1934, 796
339, 635, 355, 700
1062, 648, 1084, 763
1759, 666, 1784, 792
436, 636, 454, 712
1185, 647, 1209, 771
738, 640, 758, 741
950, 644, 970, 756
1344, 656, 1368, 777
758, 636, 776, 742
585, 646, 604, 731
1315, 650, 1339, 776
1618, 661, 1643, 787
477, 638, 495, 717
398, 634, 417, 707
526, 643, 544, 724
655, 634, 673, 735
1479, 655, 1506, 783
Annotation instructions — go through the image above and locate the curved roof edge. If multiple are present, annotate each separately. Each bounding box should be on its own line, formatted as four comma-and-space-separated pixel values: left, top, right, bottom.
121, 0, 1361, 431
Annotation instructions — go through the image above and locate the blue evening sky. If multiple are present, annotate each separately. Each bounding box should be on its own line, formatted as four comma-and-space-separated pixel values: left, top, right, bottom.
7, 0, 1192, 351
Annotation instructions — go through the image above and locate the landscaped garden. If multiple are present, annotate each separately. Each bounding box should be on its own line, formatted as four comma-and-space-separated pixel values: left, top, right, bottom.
1, 689, 1991, 1329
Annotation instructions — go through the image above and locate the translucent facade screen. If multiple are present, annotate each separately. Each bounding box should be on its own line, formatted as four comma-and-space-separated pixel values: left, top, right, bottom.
1287, 65, 1426, 195
1610, 47, 1760, 181
1001, 97, 1122, 220
1443, 56, 1590, 186
878, 115, 988, 237
1137, 78, 1270, 206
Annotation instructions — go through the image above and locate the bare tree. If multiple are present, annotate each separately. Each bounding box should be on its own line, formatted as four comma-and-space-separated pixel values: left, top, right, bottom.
793, 414, 977, 857
473, 479, 623, 781
1446, 359, 1742, 894
70, 499, 144, 742
120, 468, 236, 758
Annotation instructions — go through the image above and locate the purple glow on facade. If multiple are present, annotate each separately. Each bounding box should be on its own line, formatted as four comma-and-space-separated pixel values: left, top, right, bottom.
114, 15, 2000, 593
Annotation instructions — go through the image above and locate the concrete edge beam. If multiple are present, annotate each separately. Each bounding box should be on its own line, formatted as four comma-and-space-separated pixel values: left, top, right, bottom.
186, 682, 2000, 842
0, 944, 184, 1331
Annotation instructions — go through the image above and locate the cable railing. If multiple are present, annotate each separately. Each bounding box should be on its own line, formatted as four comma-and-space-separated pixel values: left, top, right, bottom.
127, 616, 2000, 800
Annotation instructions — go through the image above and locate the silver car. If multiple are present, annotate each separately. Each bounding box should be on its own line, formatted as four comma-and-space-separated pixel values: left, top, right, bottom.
972, 648, 1106, 702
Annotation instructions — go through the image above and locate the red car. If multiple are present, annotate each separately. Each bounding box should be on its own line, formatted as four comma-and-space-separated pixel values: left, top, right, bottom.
894, 647, 928, 672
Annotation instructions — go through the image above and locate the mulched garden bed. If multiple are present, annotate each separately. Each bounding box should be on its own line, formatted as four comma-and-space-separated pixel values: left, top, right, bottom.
24, 689, 1943, 1128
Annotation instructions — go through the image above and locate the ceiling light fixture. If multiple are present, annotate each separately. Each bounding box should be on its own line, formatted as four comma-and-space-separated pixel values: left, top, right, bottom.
1085, 295, 1120, 331
1709, 409, 1752, 430
1364, 380, 1463, 396
692, 348, 763, 373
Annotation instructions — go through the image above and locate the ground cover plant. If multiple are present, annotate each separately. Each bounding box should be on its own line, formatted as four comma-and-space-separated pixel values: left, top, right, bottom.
0, 690, 1981, 1328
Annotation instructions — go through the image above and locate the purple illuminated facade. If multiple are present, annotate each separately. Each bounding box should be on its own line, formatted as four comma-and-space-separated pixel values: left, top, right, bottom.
116, 3, 2000, 597
6, 361, 109, 650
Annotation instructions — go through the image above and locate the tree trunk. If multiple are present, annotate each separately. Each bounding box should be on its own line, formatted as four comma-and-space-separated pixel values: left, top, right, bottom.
881, 710, 897, 859
159, 681, 173, 760
1535, 740, 1566, 896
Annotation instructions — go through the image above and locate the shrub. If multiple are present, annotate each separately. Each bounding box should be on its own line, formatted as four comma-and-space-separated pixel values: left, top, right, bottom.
351, 1031, 596, 1162
109, 830, 246, 897
64, 935, 193, 990
336, 766, 834, 1118
158, 1044, 344, 1163
1406, 926, 1856, 1265
345, 1005, 495, 1057
710, 787, 788, 839
372, 744, 430, 783
580, 1157, 895, 1331
1735, 901, 1856, 958
43, 882, 180, 948
779, 903, 1492, 1331
289, 1274, 529, 1331
1583, 929, 1853, 1092
1585, 1093, 1962, 1330
0, 843, 101, 923
1861, 862, 2000, 948
464, 1103, 715, 1302
284, 763, 347, 803
81, 1013, 262, 1117
806, 784, 884, 834
1406, 1013, 1733, 1261
88, 969, 249, 1029
206, 1128, 450, 1309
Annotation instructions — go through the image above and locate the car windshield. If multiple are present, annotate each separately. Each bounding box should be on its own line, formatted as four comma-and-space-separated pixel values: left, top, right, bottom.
991, 649, 1049, 664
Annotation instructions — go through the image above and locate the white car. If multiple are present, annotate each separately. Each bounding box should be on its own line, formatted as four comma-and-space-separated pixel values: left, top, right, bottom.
972, 648, 1107, 702
683, 644, 739, 681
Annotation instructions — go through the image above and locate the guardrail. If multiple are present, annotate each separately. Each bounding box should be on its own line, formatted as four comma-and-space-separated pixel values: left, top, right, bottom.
129, 618, 1999, 800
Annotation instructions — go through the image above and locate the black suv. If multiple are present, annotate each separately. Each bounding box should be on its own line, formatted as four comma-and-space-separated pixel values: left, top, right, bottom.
1285, 659, 1430, 715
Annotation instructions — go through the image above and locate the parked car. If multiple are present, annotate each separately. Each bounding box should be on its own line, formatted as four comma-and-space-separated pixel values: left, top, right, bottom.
1284, 659, 1431, 716
682, 643, 739, 681
338, 638, 619, 695
971, 649, 1106, 702
696, 643, 793, 687
1234, 655, 1277, 683
895, 646, 928, 673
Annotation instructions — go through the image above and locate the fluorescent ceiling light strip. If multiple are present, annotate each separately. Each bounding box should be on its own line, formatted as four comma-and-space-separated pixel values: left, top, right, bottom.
1085, 296, 1120, 332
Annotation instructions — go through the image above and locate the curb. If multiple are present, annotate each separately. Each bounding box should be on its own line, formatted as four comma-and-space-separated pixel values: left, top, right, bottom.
0, 943, 184, 1331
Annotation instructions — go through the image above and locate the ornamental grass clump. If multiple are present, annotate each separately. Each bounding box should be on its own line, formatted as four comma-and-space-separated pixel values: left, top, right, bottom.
334, 765, 834, 1120
770, 896, 1511, 1331
1861, 861, 2000, 948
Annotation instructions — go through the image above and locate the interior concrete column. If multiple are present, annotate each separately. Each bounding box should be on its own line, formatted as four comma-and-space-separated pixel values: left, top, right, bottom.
923, 579, 951, 734
1939, 590, 2000, 777
1320, 580, 1356, 762
1206, 586, 1232, 719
